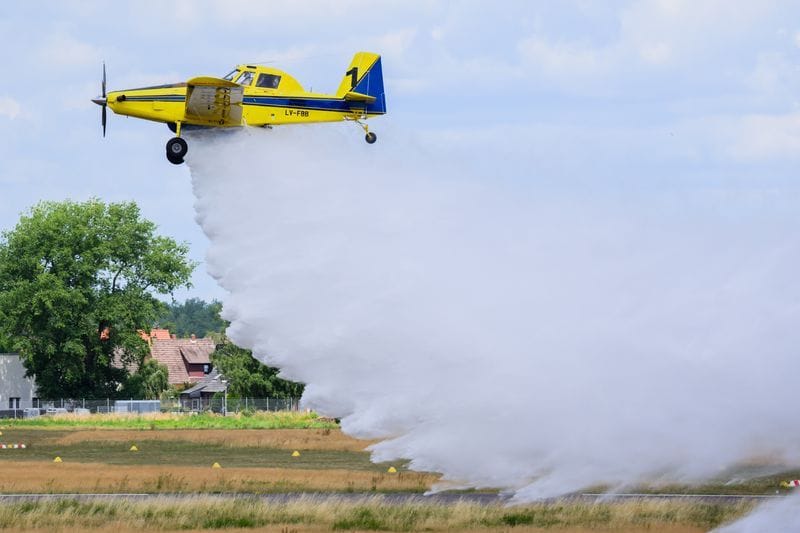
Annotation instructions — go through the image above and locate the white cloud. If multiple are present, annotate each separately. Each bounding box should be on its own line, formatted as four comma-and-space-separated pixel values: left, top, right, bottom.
387, 77, 428, 95
639, 42, 672, 65
36, 33, 102, 69
728, 112, 800, 160
248, 44, 323, 67
376, 28, 418, 57
0, 97, 21, 120
795, 31, 800, 48
518, 38, 604, 72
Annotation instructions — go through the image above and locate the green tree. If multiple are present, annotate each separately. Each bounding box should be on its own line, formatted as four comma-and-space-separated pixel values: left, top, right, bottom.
120, 359, 170, 399
158, 298, 226, 337
0, 332, 12, 353
212, 338, 304, 398
0, 199, 195, 399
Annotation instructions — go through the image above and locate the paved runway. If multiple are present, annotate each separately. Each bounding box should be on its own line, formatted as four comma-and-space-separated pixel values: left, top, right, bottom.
0, 492, 783, 505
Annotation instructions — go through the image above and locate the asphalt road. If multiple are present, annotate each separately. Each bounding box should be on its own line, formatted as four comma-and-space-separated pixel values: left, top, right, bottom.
0, 492, 784, 505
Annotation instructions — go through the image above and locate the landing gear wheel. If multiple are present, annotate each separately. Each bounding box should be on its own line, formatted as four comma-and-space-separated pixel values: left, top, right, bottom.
166, 152, 184, 165
166, 137, 188, 164
365, 132, 377, 144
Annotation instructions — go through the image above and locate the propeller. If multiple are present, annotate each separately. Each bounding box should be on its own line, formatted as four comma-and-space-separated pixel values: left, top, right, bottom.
91, 63, 107, 137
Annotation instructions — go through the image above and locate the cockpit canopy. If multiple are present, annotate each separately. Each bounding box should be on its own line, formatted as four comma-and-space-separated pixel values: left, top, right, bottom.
222, 68, 281, 89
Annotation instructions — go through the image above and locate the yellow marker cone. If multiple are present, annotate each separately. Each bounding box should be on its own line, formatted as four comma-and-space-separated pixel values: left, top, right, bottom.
291, 450, 300, 457
387, 466, 397, 473
212, 462, 221, 469
53, 456, 62, 463
130, 445, 138, 452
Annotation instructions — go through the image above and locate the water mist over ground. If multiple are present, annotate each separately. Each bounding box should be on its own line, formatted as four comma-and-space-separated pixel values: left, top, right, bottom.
187, 125, 800, 503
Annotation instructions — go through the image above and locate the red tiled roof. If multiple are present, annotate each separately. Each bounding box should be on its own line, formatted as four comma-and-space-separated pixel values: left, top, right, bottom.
150, 337, 216, 385
150, 329, 172, 340
180, 345, 212, 365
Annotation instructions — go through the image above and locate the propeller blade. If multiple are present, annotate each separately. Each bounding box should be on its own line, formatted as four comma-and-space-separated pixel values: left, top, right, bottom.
102, 104, 107, 137
102, 62, 106, 98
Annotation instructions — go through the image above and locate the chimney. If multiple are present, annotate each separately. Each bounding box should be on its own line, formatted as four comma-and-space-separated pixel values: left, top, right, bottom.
171, 334, 177, 340
190, 333, 196, 342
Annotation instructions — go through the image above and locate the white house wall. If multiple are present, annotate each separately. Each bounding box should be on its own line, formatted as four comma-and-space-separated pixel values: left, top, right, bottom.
0, 354, 37, 408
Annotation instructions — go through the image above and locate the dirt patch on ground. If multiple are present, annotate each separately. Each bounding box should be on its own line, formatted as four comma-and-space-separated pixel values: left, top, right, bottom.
0, 460, 436, 493
50, 428, 375, 451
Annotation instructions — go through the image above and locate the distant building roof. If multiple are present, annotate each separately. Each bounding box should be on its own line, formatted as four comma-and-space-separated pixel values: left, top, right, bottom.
180, 368, 227, 397
150, 329, 172, 341
150, 336, 216, 385
138, 328, 175, 344
179, 345, 212, 365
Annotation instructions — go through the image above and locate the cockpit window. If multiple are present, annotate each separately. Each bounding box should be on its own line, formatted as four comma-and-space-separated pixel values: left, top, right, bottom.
222, 69, 238, 81
236, 71, 254, 86
256, 73, 281, 89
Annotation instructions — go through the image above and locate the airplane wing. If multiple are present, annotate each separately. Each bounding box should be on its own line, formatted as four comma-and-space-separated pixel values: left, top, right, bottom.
184, 77, 243, 126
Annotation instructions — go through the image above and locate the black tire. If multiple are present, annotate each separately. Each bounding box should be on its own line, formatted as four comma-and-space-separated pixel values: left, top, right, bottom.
166, 151, 184, 165
365, 132, 377, 144
166, 137, 188, 160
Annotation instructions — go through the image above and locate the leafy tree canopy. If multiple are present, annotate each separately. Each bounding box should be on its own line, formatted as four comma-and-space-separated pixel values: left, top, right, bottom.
0, 199, 195, 399
120, 359, 170, 400
158, 298, 226, 338
212, 337, 304, 398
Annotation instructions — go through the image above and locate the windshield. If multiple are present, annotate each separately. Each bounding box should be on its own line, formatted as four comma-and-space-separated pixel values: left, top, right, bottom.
222, 69, 239, 81
236, 71, 254, 86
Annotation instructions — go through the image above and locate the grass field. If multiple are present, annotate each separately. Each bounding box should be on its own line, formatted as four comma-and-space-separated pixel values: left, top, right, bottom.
0, 414, 788, 531
0, 423, 436, 494
0, 496, 755, 532
0, 411, 336, 430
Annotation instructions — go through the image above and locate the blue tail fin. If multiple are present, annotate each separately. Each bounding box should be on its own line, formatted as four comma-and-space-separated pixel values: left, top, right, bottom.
336, 52, 387, 115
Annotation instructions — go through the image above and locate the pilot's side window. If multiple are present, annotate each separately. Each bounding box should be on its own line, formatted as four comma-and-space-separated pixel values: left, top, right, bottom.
222, 69, 238, 81
256, 74, 281, 89
237, 71, 253, 86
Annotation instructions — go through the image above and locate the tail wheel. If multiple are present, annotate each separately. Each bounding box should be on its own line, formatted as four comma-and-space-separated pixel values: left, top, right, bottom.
365, 132, 377, 144
166, 137, 188, 164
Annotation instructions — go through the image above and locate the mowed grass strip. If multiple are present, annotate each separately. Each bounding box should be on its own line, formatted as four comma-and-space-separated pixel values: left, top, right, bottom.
0, 496, 754, 532
0, 437, 381, 470
51, 428, 374, 452
0, 461, 436, 493
1, 411, 336, 430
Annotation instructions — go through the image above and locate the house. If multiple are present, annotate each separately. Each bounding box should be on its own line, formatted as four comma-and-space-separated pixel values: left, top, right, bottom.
179, 367, 228, 411
0, 354, 38, 411
144, 329, 216, 386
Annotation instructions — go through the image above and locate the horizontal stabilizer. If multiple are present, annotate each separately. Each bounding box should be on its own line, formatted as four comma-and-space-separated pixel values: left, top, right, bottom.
344, 91, 377, 104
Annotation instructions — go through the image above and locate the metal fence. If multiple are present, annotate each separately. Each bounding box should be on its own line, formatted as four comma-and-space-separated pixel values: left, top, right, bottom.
0, 397, 302, 418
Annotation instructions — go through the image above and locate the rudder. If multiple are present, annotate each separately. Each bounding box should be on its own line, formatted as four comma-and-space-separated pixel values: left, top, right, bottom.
336, 52, 387, 115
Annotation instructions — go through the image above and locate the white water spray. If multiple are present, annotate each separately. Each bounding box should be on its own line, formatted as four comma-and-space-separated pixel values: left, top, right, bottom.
187, 125, 800, 504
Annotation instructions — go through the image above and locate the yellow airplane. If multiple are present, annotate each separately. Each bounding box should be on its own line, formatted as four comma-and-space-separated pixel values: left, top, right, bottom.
92, 52, 386, 164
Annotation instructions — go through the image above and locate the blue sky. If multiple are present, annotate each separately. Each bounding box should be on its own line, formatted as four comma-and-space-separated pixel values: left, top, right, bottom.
1, 1, 798, 301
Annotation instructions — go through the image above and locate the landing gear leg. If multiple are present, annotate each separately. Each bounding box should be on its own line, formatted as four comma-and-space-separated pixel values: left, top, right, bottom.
348, 115, 377, 144
166, 122, 187, 165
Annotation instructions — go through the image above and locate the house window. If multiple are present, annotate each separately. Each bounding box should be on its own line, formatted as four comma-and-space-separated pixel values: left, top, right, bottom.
32, 398, 39, 408
203, 364, 210, 374
8, 397, 20, 409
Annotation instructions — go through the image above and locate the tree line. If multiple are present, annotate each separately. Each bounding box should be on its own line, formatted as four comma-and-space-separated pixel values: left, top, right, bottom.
0, 199, 302, 400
